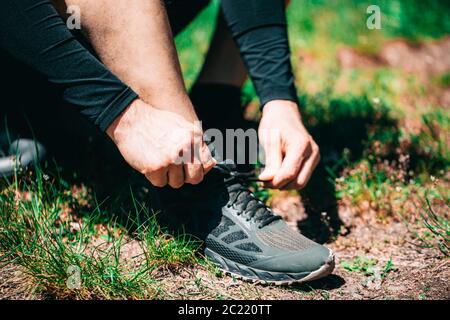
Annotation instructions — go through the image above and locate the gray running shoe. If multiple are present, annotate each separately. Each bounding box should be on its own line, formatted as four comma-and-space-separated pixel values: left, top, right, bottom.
156, 161, 335, 285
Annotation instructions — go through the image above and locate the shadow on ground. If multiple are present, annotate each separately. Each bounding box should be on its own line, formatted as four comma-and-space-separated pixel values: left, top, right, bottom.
297, 95, 400, 243
290, 274, 346, 292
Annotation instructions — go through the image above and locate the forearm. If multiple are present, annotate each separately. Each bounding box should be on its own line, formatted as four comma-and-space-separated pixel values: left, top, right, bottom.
52, 0, 198, 122
0, 0, 138, 131
220, 0, 298, 107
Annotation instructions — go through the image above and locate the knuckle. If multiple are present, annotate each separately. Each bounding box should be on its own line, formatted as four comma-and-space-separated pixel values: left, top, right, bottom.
157, 154, 171, 166
153, 161, 168, 172
189, 166, 204, 183
312, 143, 319, 153
188, 175, 203, 185
168, 151, 181, 164
285, 170, 297, 180
270, 181, 281, 188
143, 165, 159, 175
295, 141, 308, 152
273, 180, 286, 189
150, 179, 166, 188
303, 139, 312, 150
272, 182, 282, 189
170, 182, 183, 189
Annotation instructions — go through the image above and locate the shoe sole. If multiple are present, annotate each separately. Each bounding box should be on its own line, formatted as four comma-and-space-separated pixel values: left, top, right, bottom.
205, 248, 335, 286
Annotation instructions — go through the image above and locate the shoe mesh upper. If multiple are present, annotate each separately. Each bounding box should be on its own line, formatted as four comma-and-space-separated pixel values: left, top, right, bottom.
222, 230, 248, 244
257, 225, 316, 251
235, 242, 263, 253
210, 216, 235, 238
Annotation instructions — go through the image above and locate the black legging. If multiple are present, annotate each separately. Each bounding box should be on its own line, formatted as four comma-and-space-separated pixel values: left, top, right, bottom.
167, 0, 298, 107
221, 0, 297, 106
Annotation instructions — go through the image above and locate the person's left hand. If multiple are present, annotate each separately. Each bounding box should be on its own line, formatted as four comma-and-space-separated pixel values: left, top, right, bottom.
258, 100, 320, 190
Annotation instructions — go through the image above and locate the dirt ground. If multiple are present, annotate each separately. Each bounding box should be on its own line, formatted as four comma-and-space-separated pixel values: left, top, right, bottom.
1, 189, 448, 300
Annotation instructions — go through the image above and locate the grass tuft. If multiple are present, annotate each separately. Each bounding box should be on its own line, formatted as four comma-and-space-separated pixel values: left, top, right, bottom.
0, 164, 202, 299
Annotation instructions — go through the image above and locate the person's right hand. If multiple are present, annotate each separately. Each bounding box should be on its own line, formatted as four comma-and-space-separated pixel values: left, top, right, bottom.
106, 99, 216, 188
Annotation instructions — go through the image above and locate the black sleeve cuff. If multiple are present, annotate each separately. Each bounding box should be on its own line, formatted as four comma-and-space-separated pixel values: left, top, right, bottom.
95, 87, 139, 132
259, 85, 299, 109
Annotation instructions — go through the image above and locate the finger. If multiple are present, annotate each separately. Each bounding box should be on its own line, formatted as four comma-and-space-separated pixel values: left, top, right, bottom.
259, 133, 282, 182
283, 144, 319, 190
199, 142, 216, 174
167, 164, 185, 189
193, 126, 217, 175
172, 132, 194, 165
295, 144, 320, 189
183, 138, 205, 184
184, 163, 204, 185
145, 167, 168, 188
193, 128, 216, 174
272, 141, 310, 188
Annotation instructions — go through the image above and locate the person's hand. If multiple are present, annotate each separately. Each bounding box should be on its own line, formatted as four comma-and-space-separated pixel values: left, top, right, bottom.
107, 99, 216, 188
258, 100, 320, 189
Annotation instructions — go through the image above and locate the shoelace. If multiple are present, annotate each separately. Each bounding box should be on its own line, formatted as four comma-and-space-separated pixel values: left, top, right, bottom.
214, 163, 282, 228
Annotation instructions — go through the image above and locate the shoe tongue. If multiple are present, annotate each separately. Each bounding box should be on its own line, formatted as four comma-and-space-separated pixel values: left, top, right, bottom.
220, 160, 277, 226
235, 190, 272, 224
236, 191, 250, 203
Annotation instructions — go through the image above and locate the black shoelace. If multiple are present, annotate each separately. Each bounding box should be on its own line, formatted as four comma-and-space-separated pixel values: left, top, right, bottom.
214, 162, 282, 228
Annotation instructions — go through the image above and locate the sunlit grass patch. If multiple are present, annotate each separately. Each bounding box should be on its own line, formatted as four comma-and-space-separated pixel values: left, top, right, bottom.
0, 165, 202, 299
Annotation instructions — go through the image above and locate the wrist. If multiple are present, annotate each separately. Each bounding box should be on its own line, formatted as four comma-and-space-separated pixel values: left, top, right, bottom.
106, 99, 146, 142
144, 91, 199, 123
262, 100, 301, 119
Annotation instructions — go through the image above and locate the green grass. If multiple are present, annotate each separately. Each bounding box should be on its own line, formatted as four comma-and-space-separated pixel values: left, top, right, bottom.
287, 0, 450, 46
340, 256, 396, 278
340, 256, 378, 276
410, 110, 450, 174
0, 165, 202, 299
417, 198, 450, 256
